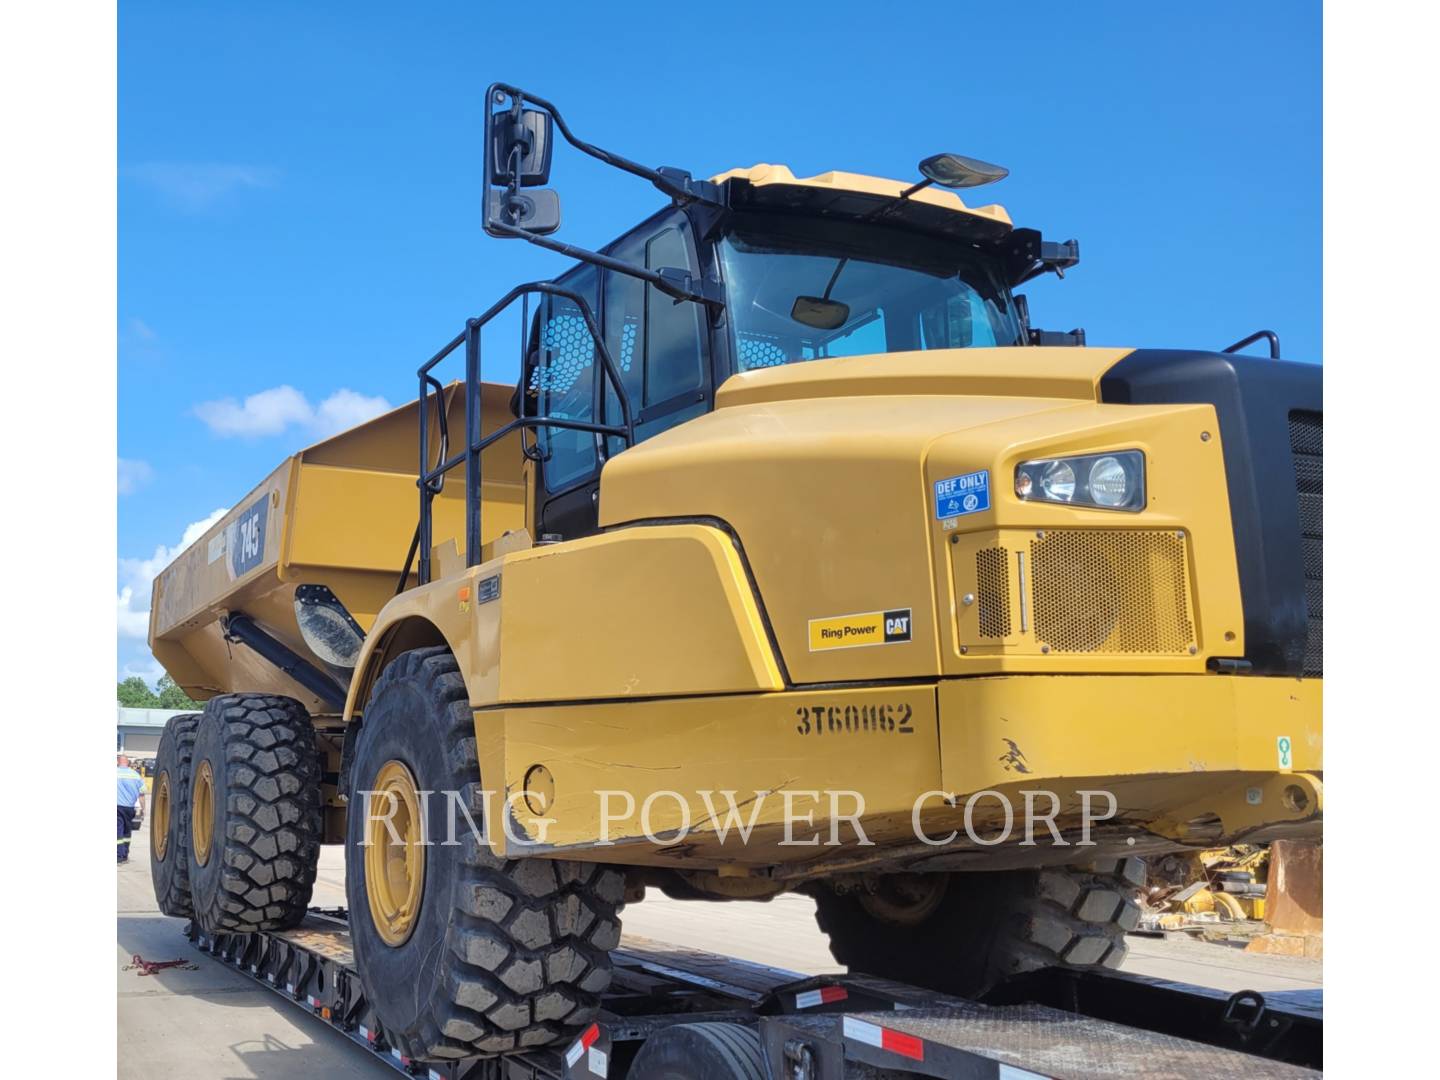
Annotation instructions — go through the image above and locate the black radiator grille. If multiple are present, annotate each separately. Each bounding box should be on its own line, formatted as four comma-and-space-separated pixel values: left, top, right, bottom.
1289, 410, 1322, 676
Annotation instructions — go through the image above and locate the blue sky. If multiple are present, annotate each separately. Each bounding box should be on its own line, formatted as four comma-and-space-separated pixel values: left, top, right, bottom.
117, 0, 1320, 682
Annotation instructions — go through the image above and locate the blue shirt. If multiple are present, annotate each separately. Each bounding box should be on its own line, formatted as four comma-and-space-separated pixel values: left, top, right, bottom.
117, 767, 145, 808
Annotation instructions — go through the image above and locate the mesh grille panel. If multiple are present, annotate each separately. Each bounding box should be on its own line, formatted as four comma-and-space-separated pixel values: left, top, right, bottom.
975, 547, 1012, 637
527, 313, 595, 394
1289, 410, 1323, 676
736, 333, 790, 369
1030, 530, 1194, 653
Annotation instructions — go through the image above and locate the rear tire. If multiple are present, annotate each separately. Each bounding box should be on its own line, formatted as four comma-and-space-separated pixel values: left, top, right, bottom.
814, 860, 1144, 998
150, 712, 200, 917
187, 693, 324, 932
626, 1022, 766, 1080
345, 646, 625, 1061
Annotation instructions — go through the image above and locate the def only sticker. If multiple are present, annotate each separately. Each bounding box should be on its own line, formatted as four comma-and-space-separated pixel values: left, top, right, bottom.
935, 469, 990, 520
809, 608, 912, 652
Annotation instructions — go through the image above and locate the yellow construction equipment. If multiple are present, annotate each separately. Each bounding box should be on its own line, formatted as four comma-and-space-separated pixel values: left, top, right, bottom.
144, 83, 1322, 1062
1142, 845, 1272, 930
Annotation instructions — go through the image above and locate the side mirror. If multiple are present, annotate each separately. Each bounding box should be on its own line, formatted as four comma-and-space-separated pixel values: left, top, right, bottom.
484, 99, 561, 237
488, 106, 554, 187
485, 188, 561, 236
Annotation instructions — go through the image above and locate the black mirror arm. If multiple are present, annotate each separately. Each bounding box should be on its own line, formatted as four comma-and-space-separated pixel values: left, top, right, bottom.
486, 215, 722, 308
490, 83, 722, 207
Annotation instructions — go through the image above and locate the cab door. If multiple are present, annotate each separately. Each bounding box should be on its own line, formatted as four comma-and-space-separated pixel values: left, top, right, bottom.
528, 209, 711, 540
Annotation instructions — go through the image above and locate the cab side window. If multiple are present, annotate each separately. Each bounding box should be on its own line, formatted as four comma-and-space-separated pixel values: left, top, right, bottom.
528, 213, 709, 527
602, 213, 708, 448
531, 265, 600, 493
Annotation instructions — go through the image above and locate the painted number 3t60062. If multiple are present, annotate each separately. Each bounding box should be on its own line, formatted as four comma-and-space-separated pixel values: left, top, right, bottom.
794, 702, 914, 736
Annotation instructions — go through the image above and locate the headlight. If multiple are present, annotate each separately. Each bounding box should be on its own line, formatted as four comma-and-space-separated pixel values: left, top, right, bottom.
1014, 450, 1145, 511
1040, 460, 1076, 502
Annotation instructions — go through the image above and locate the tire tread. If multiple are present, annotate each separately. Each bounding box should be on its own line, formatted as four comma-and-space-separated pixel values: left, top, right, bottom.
150, 712, 201, 917
354, 646, 624, 1060
192, 694, 323, 932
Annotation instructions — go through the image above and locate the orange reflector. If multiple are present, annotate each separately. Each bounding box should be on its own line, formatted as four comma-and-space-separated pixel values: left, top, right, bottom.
458, 586, 471, 601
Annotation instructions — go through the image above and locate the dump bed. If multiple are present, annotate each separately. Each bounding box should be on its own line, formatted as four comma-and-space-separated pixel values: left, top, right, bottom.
149, 382, 523, 713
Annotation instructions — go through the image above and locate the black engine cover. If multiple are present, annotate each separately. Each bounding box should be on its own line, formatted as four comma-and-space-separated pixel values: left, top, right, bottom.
1100, 350, 1322, 676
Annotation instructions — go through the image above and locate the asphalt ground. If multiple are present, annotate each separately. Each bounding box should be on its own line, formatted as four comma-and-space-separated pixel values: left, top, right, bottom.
119, 838, 1322, 1078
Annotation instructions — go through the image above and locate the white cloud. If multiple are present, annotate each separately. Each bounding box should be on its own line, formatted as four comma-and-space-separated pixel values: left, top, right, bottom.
194, 385, 313, 437
126, 162, 279, 212
116, 587, 152, 639
117, 458, 154, 495
128, 317, 157, 342
314, 388, 394, 434
117, 508, 228, 641
193, 385, 391, 440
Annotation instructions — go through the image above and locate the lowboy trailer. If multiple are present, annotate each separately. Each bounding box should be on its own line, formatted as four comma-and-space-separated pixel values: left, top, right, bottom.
185, 909, 1321, 1079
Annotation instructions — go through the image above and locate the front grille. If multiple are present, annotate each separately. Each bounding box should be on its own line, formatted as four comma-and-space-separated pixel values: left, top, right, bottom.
975, 547, 1012, 637
1289, 410, 1323, 676
1030, 530, 1194, 653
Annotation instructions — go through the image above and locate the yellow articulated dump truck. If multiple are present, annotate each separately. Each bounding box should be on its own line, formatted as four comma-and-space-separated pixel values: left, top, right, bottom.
146, 83, 1321, 1063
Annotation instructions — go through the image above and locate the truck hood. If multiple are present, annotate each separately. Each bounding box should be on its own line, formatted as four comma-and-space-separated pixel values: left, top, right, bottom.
599, 347, 1155, 685
712, 347, 1135, 409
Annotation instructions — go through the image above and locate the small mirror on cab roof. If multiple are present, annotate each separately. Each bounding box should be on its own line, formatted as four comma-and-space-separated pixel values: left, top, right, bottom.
791, 295, 851, 330
918, 152, 1008, 189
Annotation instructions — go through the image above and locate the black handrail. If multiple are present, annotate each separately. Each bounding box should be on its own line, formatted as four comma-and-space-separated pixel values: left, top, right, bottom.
394, 374, 452, 593
1222, 330, 1281, 359
412, 281, 635, 585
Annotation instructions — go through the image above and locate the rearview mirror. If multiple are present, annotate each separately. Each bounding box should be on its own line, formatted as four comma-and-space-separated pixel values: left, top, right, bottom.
485, 188, 562, 236
488, 106, 554, 187
791, 295, 851, 330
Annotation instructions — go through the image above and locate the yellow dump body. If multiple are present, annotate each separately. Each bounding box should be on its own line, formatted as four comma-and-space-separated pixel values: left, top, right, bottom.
148, 383, 523, 714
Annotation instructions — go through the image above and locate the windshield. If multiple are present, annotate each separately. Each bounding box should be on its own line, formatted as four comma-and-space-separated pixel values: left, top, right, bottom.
718, 217, 1023, 372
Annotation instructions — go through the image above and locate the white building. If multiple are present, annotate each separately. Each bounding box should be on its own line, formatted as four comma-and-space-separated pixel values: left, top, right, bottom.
116, 707, 190, 755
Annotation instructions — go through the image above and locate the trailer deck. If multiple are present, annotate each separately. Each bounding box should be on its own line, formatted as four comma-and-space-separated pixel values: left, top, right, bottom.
185, 908, 1321, 1079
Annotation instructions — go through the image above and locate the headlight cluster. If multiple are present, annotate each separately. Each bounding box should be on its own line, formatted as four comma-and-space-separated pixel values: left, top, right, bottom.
1014, 450, 1145, 511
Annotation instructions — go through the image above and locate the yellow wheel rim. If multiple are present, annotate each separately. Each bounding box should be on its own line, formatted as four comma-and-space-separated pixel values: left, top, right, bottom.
365, 760, 426, 946
151, 771, 172, 860
192, 759, 215, 867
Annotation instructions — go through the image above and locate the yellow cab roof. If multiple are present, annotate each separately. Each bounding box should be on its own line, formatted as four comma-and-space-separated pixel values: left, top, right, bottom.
709, 163, 1013, 233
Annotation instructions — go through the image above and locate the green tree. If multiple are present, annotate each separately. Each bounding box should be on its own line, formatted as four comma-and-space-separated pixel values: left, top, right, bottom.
117, 676, 159, 708
155, 674, 201, 710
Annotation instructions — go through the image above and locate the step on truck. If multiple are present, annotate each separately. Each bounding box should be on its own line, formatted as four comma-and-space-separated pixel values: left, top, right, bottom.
145, 82, 1322, 1068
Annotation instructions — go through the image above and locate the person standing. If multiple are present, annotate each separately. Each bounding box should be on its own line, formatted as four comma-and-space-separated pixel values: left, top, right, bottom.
117, 754, 145, 864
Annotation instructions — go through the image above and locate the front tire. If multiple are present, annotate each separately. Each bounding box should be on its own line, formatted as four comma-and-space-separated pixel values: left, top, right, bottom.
345, 646, 624, 1061
814, 860, 1144, 998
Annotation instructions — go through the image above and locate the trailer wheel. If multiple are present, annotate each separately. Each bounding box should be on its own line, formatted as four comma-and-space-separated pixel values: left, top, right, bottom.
149, 711, 201, 917
813, 861, 1144, 997
626, 1022, 766, 1080
187, 693, 324, 932
345, 646, 624, 1061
